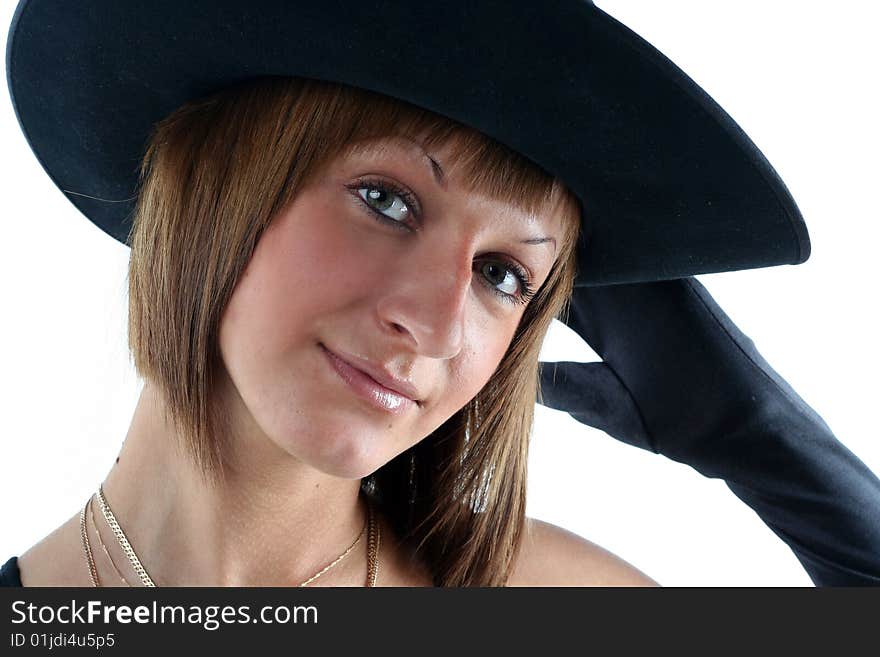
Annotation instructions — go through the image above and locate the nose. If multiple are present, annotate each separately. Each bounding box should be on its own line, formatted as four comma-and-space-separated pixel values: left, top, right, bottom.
374, 241, 472, 360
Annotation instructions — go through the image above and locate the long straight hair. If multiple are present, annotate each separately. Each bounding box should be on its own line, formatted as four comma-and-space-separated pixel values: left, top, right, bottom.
128, 76, 582, 586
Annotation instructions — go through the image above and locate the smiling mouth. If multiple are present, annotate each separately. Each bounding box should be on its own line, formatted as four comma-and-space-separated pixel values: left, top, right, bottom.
320, 343, 417, 415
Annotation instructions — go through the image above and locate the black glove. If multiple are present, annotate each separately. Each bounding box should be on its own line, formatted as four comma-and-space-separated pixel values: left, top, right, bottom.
539, 276, 880, 586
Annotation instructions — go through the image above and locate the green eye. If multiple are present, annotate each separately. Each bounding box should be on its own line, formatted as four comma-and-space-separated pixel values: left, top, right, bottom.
482, 262, 520, 296
478, 260, 536, 306
357, 184, 413, 224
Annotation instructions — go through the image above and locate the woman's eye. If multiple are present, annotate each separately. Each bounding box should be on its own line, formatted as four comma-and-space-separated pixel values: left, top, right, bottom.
480, 261, 536, 306
482, 262, 520, 296
356, 183, 413, 224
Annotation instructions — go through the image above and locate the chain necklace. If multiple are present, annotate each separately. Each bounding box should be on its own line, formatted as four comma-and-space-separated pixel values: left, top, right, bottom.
88, 496, 131, 585
80, 486, 379, 587
78, 498, 100, 586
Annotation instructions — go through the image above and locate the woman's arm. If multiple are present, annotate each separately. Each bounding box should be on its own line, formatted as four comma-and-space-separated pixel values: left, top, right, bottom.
539, 277, 880, 586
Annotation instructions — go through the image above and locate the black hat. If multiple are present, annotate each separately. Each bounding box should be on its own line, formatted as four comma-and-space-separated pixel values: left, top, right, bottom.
5, 0, 809, 287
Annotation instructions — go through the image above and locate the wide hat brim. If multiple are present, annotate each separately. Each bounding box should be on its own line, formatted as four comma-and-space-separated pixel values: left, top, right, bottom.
6, 0, 810, 287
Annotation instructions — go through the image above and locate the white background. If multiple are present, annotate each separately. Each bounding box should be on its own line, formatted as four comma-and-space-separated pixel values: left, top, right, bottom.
1, 1, 877, 586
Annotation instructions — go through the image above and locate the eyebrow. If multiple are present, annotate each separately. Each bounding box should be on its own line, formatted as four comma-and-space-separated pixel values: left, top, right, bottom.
426, 156, 446, 188
395, 135, 447, 189
521, 236, 556, 248
350, 136, 446, 188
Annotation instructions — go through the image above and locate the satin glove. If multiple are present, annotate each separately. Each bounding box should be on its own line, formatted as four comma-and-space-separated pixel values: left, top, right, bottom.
539, 276, 880, 586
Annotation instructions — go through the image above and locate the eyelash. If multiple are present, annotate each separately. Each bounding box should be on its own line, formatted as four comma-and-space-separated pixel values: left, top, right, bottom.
349, 178, 537, 306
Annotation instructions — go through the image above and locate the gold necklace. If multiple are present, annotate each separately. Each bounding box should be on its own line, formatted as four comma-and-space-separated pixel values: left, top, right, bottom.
80, 486, 380, 586
94, 486, 154, 586
88, 497, 132, 586
78, 497, 100, 587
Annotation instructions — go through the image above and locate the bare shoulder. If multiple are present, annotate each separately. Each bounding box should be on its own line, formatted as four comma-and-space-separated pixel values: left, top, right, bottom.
506, 517, 660, 587
17, 512, 90, 587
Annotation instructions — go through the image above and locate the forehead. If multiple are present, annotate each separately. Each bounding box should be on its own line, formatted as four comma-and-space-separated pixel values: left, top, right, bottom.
342, 134, 460, 184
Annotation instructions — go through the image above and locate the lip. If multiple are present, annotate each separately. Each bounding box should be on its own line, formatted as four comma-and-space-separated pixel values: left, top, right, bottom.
320, 344, 419, 415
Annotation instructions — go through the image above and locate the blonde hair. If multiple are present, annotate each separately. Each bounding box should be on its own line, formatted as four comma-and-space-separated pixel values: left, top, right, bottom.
128, 76, 582, 586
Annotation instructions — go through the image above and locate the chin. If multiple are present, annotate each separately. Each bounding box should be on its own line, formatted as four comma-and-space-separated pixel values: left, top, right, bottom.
321, 461, 381, 481
278, 428, 389, 481
303, 451, 386, 480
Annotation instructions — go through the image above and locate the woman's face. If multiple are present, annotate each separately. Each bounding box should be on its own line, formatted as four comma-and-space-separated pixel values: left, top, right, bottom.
218, 135, 567, 479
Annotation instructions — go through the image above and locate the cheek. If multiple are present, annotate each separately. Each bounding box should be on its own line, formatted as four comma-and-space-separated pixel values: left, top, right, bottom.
432, 324, 514, 419
216, 202, 358, 430
220, 199, 367, 356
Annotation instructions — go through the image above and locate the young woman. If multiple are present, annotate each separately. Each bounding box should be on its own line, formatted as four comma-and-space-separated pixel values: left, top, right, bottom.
3, 0, 878, 587
12, 76, 654, 587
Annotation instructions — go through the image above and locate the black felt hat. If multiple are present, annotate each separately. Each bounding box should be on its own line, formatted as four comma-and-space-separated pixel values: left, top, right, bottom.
5, 0, 810, 286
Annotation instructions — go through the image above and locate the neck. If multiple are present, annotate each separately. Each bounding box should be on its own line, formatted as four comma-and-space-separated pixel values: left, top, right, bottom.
98, 382, 368, 586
